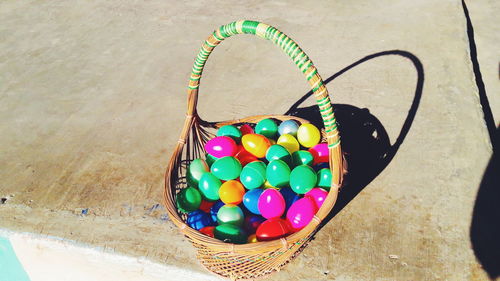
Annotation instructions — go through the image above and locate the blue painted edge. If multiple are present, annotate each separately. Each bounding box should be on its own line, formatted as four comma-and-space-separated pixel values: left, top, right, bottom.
0, 236, 31, 281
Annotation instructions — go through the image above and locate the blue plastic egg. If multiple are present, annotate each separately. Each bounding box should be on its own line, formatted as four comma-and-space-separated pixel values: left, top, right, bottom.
280, 187, 301, 211
278, 120, 300, 137
187, 210, 213, 230
243, 188, 264, 215
210, 201, 225, 223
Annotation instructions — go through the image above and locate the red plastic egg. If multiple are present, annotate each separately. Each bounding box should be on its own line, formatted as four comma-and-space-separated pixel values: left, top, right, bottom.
205, 136, 238, 158
309, 143, 329, 165
235, 145, 258, 166
240, 124, 254, 135
256, 218, 290, 241
199, 226, 215, 237
199, 200, 215, 213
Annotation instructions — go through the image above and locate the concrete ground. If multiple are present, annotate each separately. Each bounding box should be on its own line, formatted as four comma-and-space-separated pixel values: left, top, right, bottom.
0, 0, 498, 280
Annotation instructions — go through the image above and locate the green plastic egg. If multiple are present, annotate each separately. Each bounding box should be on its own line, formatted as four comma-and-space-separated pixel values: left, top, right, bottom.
266, 159, 291, 188
211, 156, 242, 181
205, 153, 218, 168
255, 119, 278, 139
240, 161, 267, 189
186, 159, 209, 187
214, 224, 247, 244
198, 173, 222, 201
176, 187, 202, 213
217, 125, 242, 142
291, 150, 314, 167
290, 165, 317, 194
317, 168, 332, 191
217, 205, 244, 226
266, 144, 292, 166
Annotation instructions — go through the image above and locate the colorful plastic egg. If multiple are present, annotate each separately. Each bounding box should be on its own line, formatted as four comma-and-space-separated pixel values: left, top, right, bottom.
266, 144, 292, 165
217, 204, 244, 226
234, 145, 258, 167
199, 200, 215, 212
198, 173, 222, 201
277, 134, 300, 154
242, 134, 271, 158
187, 210, 213, 230
269, 139, 276, 145
266, 159, 291, 188
290, 165, 317, 194
211, 156, 242, 181
247, 234, 258, 243
243, 215, 266, 234
219, 180, 245, 205
199, 226, 215, 237
256, 218, 290, 241
205, 153, 218, 168
255, 118, 279, 139
239, 124, 254, 135
297, 124, 321, 148
210, 201, 224, 223
309, 143, 329, 164
186, 159, 209, 187
243, 188, 264, 215
217, 125, 242, 142
291, 150, 314, 167
214, 224, 247, 244
305, 188, 328, 209
278, 120, 300, 137
280, 187, 301, 211
205, 136, 238, 158
176, 187, 202, 213
317, 168, 332, 191
240, 161, 267, 189
258, 189, 286, 219
286, 196, 317, 232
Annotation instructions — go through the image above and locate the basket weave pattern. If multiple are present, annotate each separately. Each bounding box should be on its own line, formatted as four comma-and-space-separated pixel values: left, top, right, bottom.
163, 20, 344, 280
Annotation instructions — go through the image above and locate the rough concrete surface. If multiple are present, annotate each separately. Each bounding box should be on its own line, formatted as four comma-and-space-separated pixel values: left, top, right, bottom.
0, 0, 497, 280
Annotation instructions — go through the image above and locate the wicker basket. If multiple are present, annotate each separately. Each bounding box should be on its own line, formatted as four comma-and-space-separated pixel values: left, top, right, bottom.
163, 20, 345, 280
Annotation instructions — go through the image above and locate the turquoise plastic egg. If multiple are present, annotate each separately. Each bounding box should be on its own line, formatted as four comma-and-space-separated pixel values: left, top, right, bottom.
317, 168, 332, 191
186, 159, 209, 187
205, 153, 218, 168
291, 150, 314, 167
266, 144, 292, 166
255, 118, 278, 139
176, 187, 202, 213
296, 123, 321, 148
211, 156, 242, 181
290, 165, 317, 194
278, 120, 300, 137
266, 159, 291, 188
198, 173, 222, 201
214, 224, 247, 244
217, 205, 244, 226
217, 125, 242, 142
240, 161, 267, 189
187, 210, 213, 230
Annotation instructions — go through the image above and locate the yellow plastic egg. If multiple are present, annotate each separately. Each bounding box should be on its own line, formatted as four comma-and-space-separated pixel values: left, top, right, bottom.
248, 234, 258, 243
297, 124, 321, 148
277, 134, 299, 154
242, 134, 271, 158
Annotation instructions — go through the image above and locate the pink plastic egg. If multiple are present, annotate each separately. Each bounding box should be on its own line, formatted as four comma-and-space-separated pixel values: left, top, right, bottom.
305, 188, 328, 209
309, 143, 329, 165
205, 136, 238, 158
258, 189, 286, 219
286, 197, 317, 232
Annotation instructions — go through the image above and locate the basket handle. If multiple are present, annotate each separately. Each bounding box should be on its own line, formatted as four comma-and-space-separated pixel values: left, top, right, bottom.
186, 20, 340, 150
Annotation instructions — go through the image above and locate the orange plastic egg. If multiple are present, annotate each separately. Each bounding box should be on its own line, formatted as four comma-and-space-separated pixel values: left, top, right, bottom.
242, 134, 271, 158
219, 180, 246, 205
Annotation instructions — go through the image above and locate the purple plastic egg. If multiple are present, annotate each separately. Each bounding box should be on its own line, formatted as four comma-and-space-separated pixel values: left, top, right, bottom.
258, 189, 286, 219
205, 136, 238, 158
305, 188, 328, 209
286, 197, 317, 232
